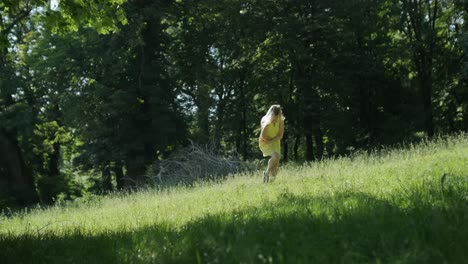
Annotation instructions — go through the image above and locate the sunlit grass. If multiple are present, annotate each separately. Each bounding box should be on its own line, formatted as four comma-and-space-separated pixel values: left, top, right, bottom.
1, 134, 468, 263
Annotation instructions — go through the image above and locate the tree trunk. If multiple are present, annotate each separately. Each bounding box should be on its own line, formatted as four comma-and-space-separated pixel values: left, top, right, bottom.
48, 142, 60, 177
114, 161, 125, 190
0, 129, 38, 203
236, 115, 243, 157
124, 159, 146, 188
123, 2, 166, 187
314, 125, 324, 160
420, 67, 434, 137
239, 75, 248, 160
282, 133, 288, 162
241, 109, 248, 160
102, 165, 112, 192
195, 89, 211, 144
294, 134, 300, 160
403, 0, 438, 138
305, 133, 315, 161
0, 10, 37, 204
414, 50, 434, 138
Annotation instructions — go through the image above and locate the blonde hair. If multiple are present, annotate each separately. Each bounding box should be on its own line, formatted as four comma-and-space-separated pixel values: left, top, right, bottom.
261, 104, 285, 129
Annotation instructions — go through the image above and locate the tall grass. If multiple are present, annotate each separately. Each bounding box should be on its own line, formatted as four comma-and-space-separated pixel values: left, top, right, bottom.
1, 134, 467, 263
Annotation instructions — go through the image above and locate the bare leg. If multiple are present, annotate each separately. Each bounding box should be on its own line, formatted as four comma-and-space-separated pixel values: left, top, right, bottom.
263, 170, 269, 183
271, 160, 279, 177
270, 152, 281, 181
265, 152, 280, 183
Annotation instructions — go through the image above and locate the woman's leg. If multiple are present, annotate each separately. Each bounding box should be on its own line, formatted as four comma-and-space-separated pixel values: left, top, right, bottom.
265, 152, 280, 182
270, 152, 281, 178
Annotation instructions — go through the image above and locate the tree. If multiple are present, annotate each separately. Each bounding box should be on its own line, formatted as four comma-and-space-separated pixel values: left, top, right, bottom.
0, 0, 127, 203
58, 1, 188, 188
397, 0, 441, 137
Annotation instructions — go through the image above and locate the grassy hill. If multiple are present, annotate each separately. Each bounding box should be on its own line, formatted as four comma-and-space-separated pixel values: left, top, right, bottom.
1, 135, 468, 263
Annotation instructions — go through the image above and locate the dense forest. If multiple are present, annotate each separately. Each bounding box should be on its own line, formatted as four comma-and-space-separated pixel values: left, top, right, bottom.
1, 0, 467, 206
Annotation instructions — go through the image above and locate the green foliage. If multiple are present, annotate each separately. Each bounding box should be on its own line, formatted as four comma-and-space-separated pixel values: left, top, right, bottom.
0, 0, 129, 204
1, 135, 467, 263
35, 172, 69, 203
32, 122, 70, 167
1, 0, 468, 204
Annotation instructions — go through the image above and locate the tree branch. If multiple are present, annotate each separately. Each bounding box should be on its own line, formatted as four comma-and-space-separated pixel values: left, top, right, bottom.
1, 8, 32, 36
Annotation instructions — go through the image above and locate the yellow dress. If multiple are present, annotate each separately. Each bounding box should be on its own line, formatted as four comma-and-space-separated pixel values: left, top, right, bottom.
259, 122, 281, 157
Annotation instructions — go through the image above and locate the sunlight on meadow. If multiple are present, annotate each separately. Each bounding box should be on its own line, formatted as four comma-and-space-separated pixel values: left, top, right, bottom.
1, 135, 468, 263
1, 135, 467, 234
2, 0, 468, 262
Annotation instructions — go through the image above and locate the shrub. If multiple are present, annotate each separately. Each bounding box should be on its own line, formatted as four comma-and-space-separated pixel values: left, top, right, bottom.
146, 143, 252, 187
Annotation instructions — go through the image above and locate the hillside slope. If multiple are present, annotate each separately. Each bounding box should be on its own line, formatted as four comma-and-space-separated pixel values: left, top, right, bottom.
1, 135, 468, 263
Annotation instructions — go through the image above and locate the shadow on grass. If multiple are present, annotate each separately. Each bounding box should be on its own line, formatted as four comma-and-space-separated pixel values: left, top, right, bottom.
1, 185, 468, 264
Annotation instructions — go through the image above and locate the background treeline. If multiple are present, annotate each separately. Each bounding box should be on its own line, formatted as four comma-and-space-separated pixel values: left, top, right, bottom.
1, 0, 467, 206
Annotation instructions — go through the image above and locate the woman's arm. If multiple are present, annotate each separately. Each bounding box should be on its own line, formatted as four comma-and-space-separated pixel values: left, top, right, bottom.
259, 124, 269, 142
278, 119, 284, 139
270, 119, 284, 141
260, 120, 284, 142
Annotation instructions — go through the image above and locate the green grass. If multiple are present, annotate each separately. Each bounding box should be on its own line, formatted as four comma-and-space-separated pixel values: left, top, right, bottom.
1, 135, 468, 263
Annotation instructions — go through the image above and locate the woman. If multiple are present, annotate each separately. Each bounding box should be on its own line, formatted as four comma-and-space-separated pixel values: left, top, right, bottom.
259, 105, 285, 183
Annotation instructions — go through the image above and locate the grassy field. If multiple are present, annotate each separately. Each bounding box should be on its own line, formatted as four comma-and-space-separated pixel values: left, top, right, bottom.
1, 135, 468, 263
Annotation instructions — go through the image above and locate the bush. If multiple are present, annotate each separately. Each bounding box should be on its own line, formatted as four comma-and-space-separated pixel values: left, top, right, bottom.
36, 170, 87, 204
146, 143, 252, 187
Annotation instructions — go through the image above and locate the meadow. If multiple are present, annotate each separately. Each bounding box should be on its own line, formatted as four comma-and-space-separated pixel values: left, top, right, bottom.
1, 135, 468, 263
